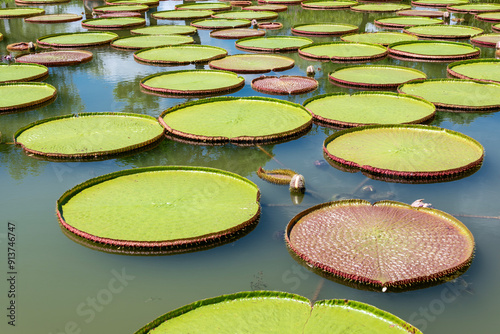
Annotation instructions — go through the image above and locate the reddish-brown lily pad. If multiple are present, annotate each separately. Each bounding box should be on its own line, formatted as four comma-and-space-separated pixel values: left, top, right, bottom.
15, 51, 93, 67
210, 28, 265, 39
251, 75, 318, 95
24, 13, 83, 23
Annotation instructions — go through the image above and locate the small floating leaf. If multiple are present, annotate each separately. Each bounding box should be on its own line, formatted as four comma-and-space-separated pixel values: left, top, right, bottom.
257, 167, 296, 184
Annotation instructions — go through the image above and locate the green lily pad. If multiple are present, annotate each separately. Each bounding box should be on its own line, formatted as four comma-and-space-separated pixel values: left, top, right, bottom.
323, 124, 484, 181
328, 65, 427, 89
0, 7, 45, 18
287, 200, 475, 289
210, 28, 265, 39
93, 4, 149, 13
471, 33, 500, 48
410, 0, 468, 7
258, 0, 302, 4
257, 167, 297, 184
106, 0, 159, 6
15, 50, 94, 67
212, 10, 278, 20
14, 113, 164, 159
37, 32, 118, 47
24, 13, 82, 23
404, 24, 483, 39
388, 40, 480, 61
131, 25, 197, 35
160, 96, 312, 145
191, 18, 251, 29
134, 291, 422, 333
242, 4, 288, 11
134, 45, 227, 65
292, 23, 358, 36
341, 32, 418, 46
57, 166, 260, 248
447, 3, 500, 13
152, 9, 214, 20
140, 70, 244, 95
304, 92, 434, 127
447, 58, 500, 83
298, 42, 388, 61
301, 0, 358, 10
350, 3, 411, 12
175, 3, 232, 11
476, 12, 500, 22
236, 36, 313, 52
0, 82, 57, 112
0, 63, 49, 83
81, 17, 146, 29
209, 54, 295, 73
493, 24, 500, 33
398, 78, 500, 111
374, 16, 443, 28
396, 9, 448, 17
111, 35, 194, 50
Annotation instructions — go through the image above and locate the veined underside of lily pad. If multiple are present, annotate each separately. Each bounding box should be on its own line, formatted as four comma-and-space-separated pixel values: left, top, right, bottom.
251, 75, 318, 95
134, 291, 422, 333
323, 124, 484, 182
286, 200, 474, 290
14, 112, 165, 159
15, 51, 94, 67
159, 96, 312, 145
57, 166, 261, 249
447, 58, 500, 83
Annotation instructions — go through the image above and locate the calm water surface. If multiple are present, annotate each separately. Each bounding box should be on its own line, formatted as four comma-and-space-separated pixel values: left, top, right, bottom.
1, 0, 500, 333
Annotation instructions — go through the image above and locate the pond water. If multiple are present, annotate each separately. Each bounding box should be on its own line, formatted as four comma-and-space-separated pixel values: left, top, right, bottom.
1, 0, 500, 333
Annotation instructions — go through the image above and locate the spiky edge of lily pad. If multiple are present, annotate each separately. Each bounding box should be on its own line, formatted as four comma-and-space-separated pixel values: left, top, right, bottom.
209, 54, 294, 74
37, 32, 118, 47
0, 8, 45, 18
328, 65, 427, 88
387, 40, 480, 61
134, 45, 227, 65
81, 18, 146, 29
447, 58, 500, 83
57, 166, 261, 248
236, 36, 313, 53
93, 4, 149, 13
152, 9, 214, 20
403, 25, 484, 39
257, 167, 296, 184
291, 23, 359, 36
24, 14, 83, 23
15, 51, 94, 67
447, 4, 500, 14
286, 199, 475, 289
251, 75, 318, 94
14, 112, 165, 159
140, 69, 245, 95
159, 96, 312, 145
191, 18, 251, 29
350, 4, 411, 12
0, 63, 49, 83
398, 78, 500, 111
374, 16, 443, 28
210, 28, 266, 39
301, 0, 358, 10
175, 3, 232, 11
305, 91, 435, 128
323, 124, 484, 180
298, 42, 388, 61
0, 82, 57, 111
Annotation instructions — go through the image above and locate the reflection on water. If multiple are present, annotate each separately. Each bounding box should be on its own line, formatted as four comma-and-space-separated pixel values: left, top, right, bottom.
1, 0, 500, 333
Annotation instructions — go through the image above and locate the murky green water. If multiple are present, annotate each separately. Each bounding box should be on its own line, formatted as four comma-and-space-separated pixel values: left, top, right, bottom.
1, 0, 500, 333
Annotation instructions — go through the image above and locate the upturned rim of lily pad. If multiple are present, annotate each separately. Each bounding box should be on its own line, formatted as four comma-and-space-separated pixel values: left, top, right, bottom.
242, 4, 288, 11
13, 112, 165, 159
301, 0, 358, 10
57, 166, 261, 249
81, 17, 146, 29
298, 42, 388, 61
251, 75, 318, 95
212, 9, 278, 20
111, 35, 194, 50
190, 18, 252, 29
340, 32, 419, 46
152, 9, 214, 20
328, 65, 427, 88
291, 23, 359, 36
134, 291, 422, 333
134, 44, 227, 65
470, 33, 500, 48
374, 16, 443, 28
37, 31, 119, 47
387, 40, 480, 61
175, 2, 232, 11
209, 54, 295, 73
350, 3, 411, 12
475, 12, 500, 22
323, 124, 484, 181
0, 82, 57, 112
0, 63, 49, 83
0, 7, 45, 18
236, 36, 314, 52
24, 13, 82, 23
403, 24, 483, 39
410, 0, 468, 8
93, 4, 149, 13
447, 3, 500, 13
447, 58, 500, 83
210, 28, 266, 39
286, 199, 475, 290
15, 50, 94, 67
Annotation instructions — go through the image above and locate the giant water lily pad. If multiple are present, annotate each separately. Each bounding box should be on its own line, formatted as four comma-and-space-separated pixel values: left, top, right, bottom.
106, 0, 159, 6
286, 200, 475, 289
140, 70, 244, 95
160, 96, 312, 145
0, 82, 56, 112
292, 23, 358, 36
374, 16, 443, 28
93, 4, 149, 13
81, 17, 146, 29
14, 113, 164, 158
152, 9, 214, 20
301, 0, 358, 10
15, 0, 69, 3
447, 58, 500, 83
57, 166, 260, 249
298, 42, 387, 61
134, 291, 422, 333
134, 45, 227, 65
210, 28, 265, 39
15, 50, 93, 66
0, 63, 49, 83
111, 35, 194, 50
493, 24, 500, 33
329, 65, 427, 88
175, 3, 232, 11
131, 25, 197, 35
323, 124, 483, 181
24, 13, 82, 23
341, 32, 418, 46
447, 3, 500, 13
304, 92, 435, 127
398, 78, 500, 111
404, 24, 483, 39
191, 18, 251, 29
258, 0, 302, 4
37, 32, 118, 47
396, 10, 448, 18
350, 3, 411, 12
212, 10, 278, 20
411, 0, 468, 7
388, 40, 480, 61
209, 54, 295, 73
0, 8, 45, 18
470, 33, 500, 48
476, 12, 500, 22
252, 75, 318, 94
236, 36, 313, 52
242, 4, 288, 11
